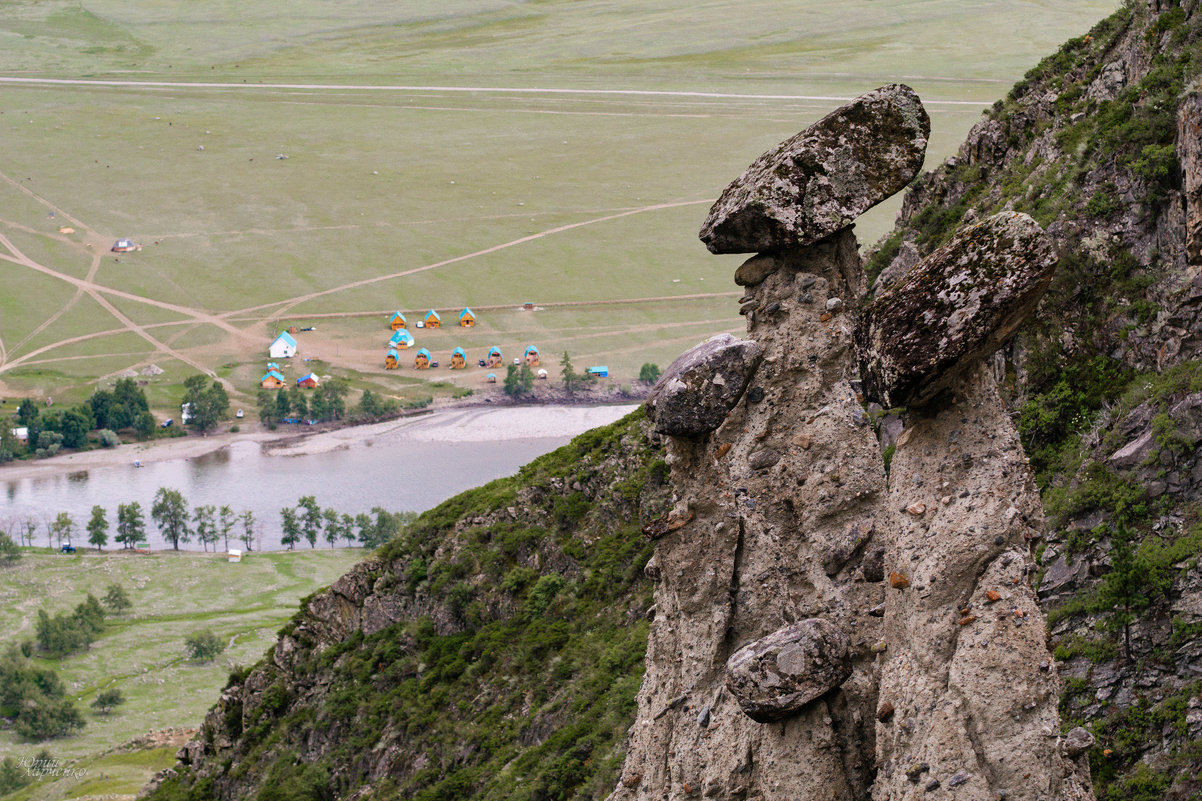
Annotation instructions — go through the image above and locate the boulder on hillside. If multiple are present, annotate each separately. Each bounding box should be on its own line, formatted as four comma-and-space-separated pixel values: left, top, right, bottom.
699, 84, 930, 254
855, 211, 1057, 408
646, 334, 763, 438
724, 619, 853, 722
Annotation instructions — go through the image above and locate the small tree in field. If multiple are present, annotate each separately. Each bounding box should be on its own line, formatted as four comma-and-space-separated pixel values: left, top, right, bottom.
639, 362, 662, 383
185, 630, 225, 662
103, 583, 131, 615
91, 689, 125, 716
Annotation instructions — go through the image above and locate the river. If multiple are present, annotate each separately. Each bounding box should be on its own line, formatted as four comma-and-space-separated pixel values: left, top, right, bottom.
0, 404, 638, 551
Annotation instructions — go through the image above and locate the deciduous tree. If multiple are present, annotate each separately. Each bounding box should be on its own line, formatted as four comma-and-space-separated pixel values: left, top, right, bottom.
151, 488, 190, 550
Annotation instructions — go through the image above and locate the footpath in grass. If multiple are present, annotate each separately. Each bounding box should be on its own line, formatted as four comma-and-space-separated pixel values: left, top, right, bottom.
0, 548, 364, 800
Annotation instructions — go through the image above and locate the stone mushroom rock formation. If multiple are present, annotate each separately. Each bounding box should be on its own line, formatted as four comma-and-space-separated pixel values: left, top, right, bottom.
855, 210, 1058, 408
699, 83, 930, 254
645, 333, 763, 437
725, 618, 853, 722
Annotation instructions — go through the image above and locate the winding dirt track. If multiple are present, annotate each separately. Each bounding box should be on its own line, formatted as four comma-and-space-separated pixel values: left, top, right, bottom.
0, 161, 724, 387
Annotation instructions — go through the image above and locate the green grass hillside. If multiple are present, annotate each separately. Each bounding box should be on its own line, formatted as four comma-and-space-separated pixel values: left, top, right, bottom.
0, 549, 363, 800
144, 409, 669, 801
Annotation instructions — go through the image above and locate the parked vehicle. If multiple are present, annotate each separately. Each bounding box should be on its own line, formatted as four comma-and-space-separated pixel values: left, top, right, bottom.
161, 418, 173, 428
60, 544, 76, 554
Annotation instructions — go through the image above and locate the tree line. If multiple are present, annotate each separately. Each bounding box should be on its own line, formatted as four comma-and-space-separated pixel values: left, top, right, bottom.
0, 378, 154, 461
2, 488, 413, 553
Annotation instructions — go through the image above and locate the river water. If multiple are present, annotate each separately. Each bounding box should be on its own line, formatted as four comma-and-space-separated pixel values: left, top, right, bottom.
0, 405, 638, 551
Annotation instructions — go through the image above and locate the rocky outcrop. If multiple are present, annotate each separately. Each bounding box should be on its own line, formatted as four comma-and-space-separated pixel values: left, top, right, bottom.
612, 85, 1091, 801
856, 211, 1058, 408
725, 619, 853, 722
1182, 91, 1202, 266
645, 334, 763, 437
699, 84, 929, 254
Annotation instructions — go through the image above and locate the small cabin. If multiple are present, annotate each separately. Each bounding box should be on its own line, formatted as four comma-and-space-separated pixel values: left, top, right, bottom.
459, 308, 476, 327
389, 329, 415, 349
587, 366, 610, 378
524, 345, 540, 367
414, 348, 431, 369
134, 541, 150, 554
450, 347, 467, 369
111, 238, 137, 253
389, 311, 407, 330
260, 370, 286, 389
487, 373, 497, 384
227, 548, 242, 563
296, 373, 319, 388
269, 331, 298, 359
267, 362, 281, 372
522, 301, 535, 311
10, 427, 28, 444
385, 349, 400, 369
423, 309, 441, 329
486, 346, 503, 367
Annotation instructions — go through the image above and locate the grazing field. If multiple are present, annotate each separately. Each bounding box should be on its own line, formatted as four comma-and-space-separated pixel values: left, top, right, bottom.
0, 549, 365, 800
0, 0, 1118, 411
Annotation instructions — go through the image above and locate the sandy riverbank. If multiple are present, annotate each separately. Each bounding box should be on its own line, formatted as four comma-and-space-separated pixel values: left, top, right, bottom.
2, 402, 641, 482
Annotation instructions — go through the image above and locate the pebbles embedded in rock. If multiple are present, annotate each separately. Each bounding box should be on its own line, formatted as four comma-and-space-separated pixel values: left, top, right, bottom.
646, 334, 764, 437
735, 253, 784, 287
889, 571, 910, 589
876, 702, 895, 721
699, 84, 930, 253
725, 619, 853, 723
825, 297, 843, 312
749, 449, 781, 470
822, 519, 875, 576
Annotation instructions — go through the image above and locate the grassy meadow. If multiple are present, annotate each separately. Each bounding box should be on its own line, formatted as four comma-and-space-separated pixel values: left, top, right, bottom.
0, 548, 365, 800
0, 0, 1119, 413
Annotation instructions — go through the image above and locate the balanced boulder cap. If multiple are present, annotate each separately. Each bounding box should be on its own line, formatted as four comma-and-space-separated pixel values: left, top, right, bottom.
646, 334, 763, 438
699, 84, 930, 254
855, 211, 1058, 408
724, 619, 853, 723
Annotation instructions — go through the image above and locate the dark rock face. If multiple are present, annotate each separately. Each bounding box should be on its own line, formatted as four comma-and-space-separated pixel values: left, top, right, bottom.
856, 211, 1057, 408
699, 84, 930, 254
1182, 92, 1202, 266
724, 619, 853, 722
645, 334, 763, 437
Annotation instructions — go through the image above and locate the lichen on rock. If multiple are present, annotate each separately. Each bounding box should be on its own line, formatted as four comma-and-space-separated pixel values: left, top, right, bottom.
645, 333, 763, 438
855, 211, 1057, 408
699, 84, 930, 254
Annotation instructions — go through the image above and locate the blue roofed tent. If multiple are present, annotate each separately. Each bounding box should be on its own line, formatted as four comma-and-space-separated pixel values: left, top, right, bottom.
587, 366, 609, 377
487, 373, 497, 383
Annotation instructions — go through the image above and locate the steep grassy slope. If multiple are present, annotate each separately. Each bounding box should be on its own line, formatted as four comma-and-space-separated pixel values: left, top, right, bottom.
143, 410, 668, 801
